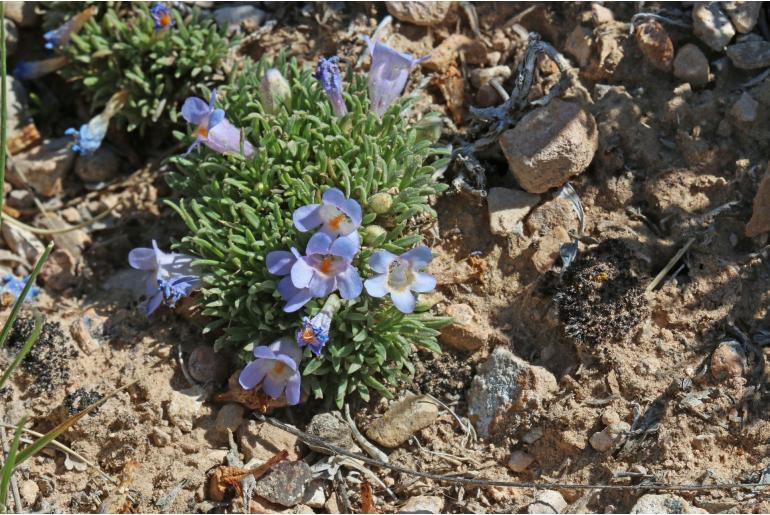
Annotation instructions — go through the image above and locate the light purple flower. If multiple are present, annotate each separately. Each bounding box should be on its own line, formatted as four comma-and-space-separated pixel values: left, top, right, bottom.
128, 240, 200, 315
150, 3, 176, 31
239, 337, 302, 405
181, 90, 255, 157
292, 188, 362, 240
44, 5, 97, 50
13, 56, 69, 80
267, 232, 363, 312
65, 113, 108, 155
364, 246, 436, 313
363, 36, 429, 116
314, 56, 348, 117
297, 310, 332, 357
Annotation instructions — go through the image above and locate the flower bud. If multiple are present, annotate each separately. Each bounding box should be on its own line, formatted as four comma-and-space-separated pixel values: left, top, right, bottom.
260, 68, 291, 115
368, 192, 393, 214
363, 225, 387, 245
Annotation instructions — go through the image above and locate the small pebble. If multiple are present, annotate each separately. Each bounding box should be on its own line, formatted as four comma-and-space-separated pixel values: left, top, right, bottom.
507, 450, 534, 472
601, 409, 620, 426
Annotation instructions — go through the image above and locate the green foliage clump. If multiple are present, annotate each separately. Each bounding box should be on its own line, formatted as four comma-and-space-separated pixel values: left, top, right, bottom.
167, 55, 450, 406
43, 1, 231, 136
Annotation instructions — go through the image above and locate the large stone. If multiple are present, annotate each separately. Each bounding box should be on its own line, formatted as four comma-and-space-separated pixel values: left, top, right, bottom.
630, 494, 708, 514
500, 99, 598, 194
9, 137, 75, 197
237, 419, 301, 462
721, 1, 762, 33
1, 223, 44, 267
306, 412, 358, 453
254, 461, 312, 507
365, 394, 439, 448
74, 147, 121, 183
730, 91, 758, 123
188, 345, 230, 384
4, 2, 39, 28
673, 44, 710, 86
746, 165, 770, 237
398, 495, 445, 513
692, 3, 735, 51
213, 5, 266, 35
528, 490, 567, 514
634, 20, 674, 71
726, 38, 770, 70
210, 403, 244, 444
565, 25, 593, 68
440, 303, 490, 352
487, 187, 540, 237
39, 248, 78, 292
386, 1, 453, 26
467, 347, 558, 438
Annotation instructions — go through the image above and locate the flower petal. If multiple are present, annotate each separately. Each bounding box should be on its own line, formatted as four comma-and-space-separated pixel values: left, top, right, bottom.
181, 96, 209, 126
273, 337, 303, 364
128, 248, 157, 270
266, 250, 295, 276
369, 250, 397, 273
292, 204, 322, 232
261, 373, 285, 399
238, 360, 268, 390
285, 373, 301, 405
291, 258, 315, 289
330, 234, 359, 261
322, 187, 346, 206
401, 246, 432, 269
364, 273, 388, 297
411, 272, 436, 293
252, 347, 277, 360
390, 289, 416, 313
308, 273, 335, 298
306, 232, 333, 256
337, 265, 363, 300
284, 288, 312, 313
208, 108, 225, 130
277, 275, 299, 301
145, 291, 164, 315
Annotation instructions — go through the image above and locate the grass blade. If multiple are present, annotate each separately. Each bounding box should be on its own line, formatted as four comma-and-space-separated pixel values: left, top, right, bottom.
0, 314, 42, 390
0, 418, 25, 513
0, 242, 53, 350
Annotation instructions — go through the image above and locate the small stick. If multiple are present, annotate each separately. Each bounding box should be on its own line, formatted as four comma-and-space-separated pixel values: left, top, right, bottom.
646, 238, 695, 292
489, 79, 510, 102
335, 470, 353, 514
343, 405, 389, 463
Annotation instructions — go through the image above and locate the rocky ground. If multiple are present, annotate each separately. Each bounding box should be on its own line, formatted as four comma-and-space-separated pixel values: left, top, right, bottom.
2, 1, 770, 514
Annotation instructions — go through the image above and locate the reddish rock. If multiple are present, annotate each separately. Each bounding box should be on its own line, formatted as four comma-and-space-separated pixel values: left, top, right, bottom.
440, 303, 490, 351
635, 20, 674, 71
711, 341, 745, 380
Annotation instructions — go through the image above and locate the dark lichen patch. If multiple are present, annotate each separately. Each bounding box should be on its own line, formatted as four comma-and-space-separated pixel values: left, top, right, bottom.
63, 388, 104, 417
553, 240, 649, 345
7, 316, 79, 394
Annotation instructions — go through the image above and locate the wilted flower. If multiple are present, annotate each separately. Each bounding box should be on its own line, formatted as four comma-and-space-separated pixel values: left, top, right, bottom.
363, 36, 429, 116
266, 232, 362, 312
239, 337, 302, 405
296, 295, 340, 356
314, 56, 348, 117
364, 246, 436, 313
0, 274, 40, 304
181, 90, 255, 156
293, 188, 362, 240
150, 3, 176, 31
260, 68, 292, 115
65, 90, 128, 155
128, 240, 199, 315
43, 6, 98, 50
13, 56, 69, 80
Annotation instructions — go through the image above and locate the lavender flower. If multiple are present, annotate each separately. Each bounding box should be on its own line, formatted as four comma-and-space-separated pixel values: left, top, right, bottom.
239, 337, 302, 405
43, 6, 97, 50
181, 90, 255, 157
150, 3, 176, 31
128, 240, 199, 315
364, 246, 436, 313
65, 114, 108, 155
292, 188, 362, 240
296, 295, 340, 356
314, 56, 348, 117
266, 232, 362, 312
363, 36, 430, 116
13, 56, 69, 80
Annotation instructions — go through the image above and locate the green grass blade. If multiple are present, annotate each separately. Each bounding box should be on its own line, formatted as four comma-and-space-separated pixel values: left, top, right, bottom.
0, 315, 42, 390
0, 242, 53, 350
0, 1, 6, 227
0, 417, 25, 513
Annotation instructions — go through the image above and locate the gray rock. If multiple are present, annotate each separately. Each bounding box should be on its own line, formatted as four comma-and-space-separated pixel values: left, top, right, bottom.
487, 187, 540, 237
470, 65, 512, 88
398, 495, 445, 514
4, 1, 39, 28
366, 394, 439, 448
507, 450, 534, 472
726, 37, 770, 69
210, 403, 244, 444
213, 5, 266, 35
673, 44, 710, 86
692, 3, 735, 51
166, 386, 205, 433
306, 412, 358, 453
7, 189, 34, 209
5, 20, 18, 56
468, 347, 558, 438
386, 1, 453, 26
7, 75, 31, 136
1, 223, 44, 267
8, 137, 75, 197
302, 479, 327, 509
721, 1, 762, 33
188, 345, 230, 383
630, 494, 708, 514
74, 147, 121, 183
254, 461, 312, 507
440, 303, 490, 352
238, 419, 301, 462
500, 99, 598, 194
528, 490, 567, 514
730, 91, 758, 123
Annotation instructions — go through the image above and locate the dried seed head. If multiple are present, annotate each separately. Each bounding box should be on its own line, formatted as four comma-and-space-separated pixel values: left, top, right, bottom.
260, 68, 292, 115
